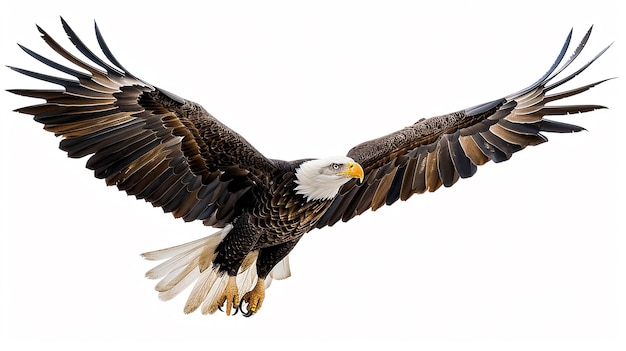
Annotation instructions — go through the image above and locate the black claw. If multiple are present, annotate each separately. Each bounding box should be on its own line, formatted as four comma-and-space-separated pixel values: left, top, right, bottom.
216, 299, 239, 315
242, 308, 254, 317
239, 297, 254, 317
232, 304, 239, 316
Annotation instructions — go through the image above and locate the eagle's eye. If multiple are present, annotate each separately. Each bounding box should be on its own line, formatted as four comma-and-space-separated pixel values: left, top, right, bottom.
330, 163, 341, 170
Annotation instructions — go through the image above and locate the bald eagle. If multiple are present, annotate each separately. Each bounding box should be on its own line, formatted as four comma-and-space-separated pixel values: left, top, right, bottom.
9, 18, 611, 317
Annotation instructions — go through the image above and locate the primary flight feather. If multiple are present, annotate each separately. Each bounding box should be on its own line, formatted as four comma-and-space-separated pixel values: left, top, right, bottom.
8, 18, 611, 316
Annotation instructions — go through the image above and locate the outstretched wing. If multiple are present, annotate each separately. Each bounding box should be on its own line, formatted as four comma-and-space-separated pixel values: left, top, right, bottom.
9, 18, 278, 228
316, 27, 611, 228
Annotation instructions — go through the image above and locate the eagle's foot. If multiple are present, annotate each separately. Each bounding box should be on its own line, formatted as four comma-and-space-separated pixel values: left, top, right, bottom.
240, 278, 266, 317
216, 276, 240, 316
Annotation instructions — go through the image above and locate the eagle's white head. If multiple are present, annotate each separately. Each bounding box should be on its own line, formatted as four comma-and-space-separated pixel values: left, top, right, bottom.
294, 156, 364, 201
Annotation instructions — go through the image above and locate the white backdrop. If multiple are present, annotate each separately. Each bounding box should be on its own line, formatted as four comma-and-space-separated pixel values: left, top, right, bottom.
1, 1, 623, 350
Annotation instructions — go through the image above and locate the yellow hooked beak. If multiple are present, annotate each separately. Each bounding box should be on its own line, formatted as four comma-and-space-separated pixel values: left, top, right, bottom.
339, 161, 364, 183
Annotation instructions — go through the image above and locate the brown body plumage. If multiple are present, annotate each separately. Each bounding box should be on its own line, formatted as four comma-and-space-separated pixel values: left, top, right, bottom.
8, 18, 611, 316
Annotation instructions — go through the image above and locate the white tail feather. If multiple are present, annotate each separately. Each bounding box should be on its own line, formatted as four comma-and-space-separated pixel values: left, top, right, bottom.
270, 256, 291, 280
155, 265, 188, 292
201, 274, 230, 314
142, 224, 294, 314
158, 268, 199, 301
184, 268, 221, 313
237, 255, 259, 297
264, 256, 291, 289
145, 246, 205, 279
155, 259, 204, 292
142, 233, 224, 261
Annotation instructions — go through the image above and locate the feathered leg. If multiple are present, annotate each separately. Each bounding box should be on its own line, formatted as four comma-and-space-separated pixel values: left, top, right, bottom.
240, 238, 300, 316
209, 215, 262, 315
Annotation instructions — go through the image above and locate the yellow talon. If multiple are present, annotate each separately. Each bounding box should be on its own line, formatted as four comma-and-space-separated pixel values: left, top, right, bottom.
242, 278, 266, 316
